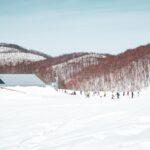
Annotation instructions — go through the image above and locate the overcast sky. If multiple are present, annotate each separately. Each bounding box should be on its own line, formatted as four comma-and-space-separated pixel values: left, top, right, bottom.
0, 0, 150, 56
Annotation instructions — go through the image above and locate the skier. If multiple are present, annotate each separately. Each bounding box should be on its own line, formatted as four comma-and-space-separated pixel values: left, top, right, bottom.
116, 92, 120, 99
99, 91, 103, 98
131, 91, 134, 98
86, 92, 90, 98
104, 91, 106, 97
123, 91, 125, 96
85, 91, 90, 98
111, 92, 115, 100
71, 91, 76, 95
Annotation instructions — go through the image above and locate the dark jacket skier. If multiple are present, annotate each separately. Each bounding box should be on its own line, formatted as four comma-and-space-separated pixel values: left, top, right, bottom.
117, 92, 120, 99
131, 92, 134, 98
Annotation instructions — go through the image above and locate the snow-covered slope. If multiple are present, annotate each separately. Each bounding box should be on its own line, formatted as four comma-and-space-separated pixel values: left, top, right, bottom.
0, 43, 150, 91
0, 53, 46, 65
52, 53, 107, 81
0, 86, 150, 150
65, 44, 150, 91
0, 44, 46, 66
0, 46, 20, 53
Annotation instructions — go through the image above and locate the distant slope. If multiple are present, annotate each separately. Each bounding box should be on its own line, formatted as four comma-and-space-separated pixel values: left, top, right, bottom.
52, 53, 109, 81
0, 43, 49, 66
65, 44, 150, 91
0, 43, 150, 91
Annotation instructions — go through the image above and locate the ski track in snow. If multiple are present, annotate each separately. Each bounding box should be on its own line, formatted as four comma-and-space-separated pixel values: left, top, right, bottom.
0, 87, 150, 150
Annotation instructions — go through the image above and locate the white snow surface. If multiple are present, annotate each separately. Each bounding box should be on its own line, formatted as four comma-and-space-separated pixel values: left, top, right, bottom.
0, 49, 46, 65
52, 53, 104, 70
0, 86, 150, 150
0, 53, 45, 65
0, 47, 19, 53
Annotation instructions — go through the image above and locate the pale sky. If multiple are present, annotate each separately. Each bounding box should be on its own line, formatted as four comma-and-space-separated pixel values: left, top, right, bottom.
0, 0, 150, 56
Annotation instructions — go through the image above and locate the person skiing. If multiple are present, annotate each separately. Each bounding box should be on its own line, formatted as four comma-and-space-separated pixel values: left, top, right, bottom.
116, 92, 120, 99
100, 91, 103, 98
85, 91, 90, 98
111, 92, 115, 100
123, 91, 125, 96
104, 91, 106, 97
87, 91, 90, 98
131, 91, 134, 98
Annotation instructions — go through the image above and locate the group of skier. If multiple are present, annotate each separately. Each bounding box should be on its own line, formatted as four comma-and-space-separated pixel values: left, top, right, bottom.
64, 90, 139, 99
111, 91, 136, 99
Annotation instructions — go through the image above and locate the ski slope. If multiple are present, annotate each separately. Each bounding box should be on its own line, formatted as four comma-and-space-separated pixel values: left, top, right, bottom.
0, 86, 150, 150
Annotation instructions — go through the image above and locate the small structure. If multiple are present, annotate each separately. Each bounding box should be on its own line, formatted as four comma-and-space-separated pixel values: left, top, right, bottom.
0, 74, 45, 86
0, 79, 5, 84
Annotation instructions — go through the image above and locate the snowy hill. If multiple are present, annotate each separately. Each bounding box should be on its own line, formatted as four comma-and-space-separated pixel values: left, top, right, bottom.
0, 86, 150, 150
65, 44, 150, 91
0, 43, 150, 91
52, 53, 108, 81
0, 43, 47, 66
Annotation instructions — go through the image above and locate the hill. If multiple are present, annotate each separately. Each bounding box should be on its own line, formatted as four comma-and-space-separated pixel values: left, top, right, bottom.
0, 43, 150, 91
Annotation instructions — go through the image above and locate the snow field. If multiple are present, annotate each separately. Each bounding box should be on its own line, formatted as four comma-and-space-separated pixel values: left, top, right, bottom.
0, 86, 150, 150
